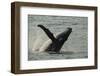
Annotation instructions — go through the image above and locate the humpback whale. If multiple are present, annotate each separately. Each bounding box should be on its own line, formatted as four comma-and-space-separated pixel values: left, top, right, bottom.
38, 25, 72, 53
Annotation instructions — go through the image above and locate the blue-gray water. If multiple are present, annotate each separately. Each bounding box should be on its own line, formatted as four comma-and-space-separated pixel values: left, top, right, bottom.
28, 15, 88, 60
28, 50, 88, 60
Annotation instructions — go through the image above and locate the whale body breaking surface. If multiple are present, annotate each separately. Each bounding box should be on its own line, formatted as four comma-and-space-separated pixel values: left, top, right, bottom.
32, 25, 72, 53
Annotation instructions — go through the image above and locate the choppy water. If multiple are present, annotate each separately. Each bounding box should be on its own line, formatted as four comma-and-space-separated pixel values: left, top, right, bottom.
28, 50, 88, 60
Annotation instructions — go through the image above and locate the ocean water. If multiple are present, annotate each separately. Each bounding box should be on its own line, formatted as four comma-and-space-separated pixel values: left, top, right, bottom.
28, 15, 88, 60
28, 50, 88, 60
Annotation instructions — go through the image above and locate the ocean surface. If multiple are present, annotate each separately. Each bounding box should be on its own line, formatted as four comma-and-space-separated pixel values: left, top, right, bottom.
28, 50, 88, 60
28, 15, 88, 60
